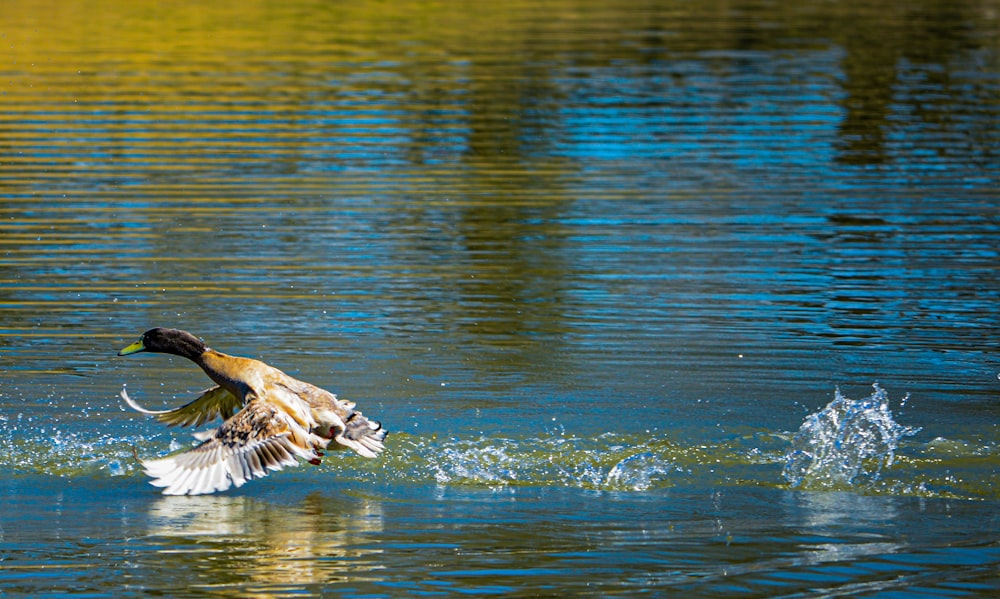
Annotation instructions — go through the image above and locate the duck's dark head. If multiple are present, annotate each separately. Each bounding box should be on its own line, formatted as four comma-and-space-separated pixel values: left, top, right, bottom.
118, 328, 207, 361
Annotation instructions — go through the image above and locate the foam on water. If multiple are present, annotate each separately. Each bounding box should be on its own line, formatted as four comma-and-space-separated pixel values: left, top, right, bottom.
782, 384, 921, 490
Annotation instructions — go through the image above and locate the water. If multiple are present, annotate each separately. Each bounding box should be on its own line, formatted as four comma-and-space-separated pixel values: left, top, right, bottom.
2, 0, 1000, 595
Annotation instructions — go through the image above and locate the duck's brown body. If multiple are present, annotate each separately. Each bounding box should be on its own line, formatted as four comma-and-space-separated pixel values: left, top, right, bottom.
119, 328, 386, 495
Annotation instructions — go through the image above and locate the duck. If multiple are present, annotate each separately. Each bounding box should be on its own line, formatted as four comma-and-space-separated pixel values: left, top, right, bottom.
117, 327, 386, 495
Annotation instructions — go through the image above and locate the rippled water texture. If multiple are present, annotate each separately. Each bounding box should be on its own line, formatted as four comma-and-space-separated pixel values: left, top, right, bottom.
1, 0, 999, 596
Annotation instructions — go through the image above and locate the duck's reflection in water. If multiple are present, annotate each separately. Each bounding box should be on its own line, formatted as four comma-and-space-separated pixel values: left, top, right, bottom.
144, 491, 385, 592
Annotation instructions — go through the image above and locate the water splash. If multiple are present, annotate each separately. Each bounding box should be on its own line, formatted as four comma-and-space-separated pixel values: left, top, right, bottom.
782, 384, 921, 489
386, 433, 691, 491
604, 452, 681, 491
12, 391, 997, 499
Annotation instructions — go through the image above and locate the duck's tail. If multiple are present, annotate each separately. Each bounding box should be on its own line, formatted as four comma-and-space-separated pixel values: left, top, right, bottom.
332, 411, 387, 458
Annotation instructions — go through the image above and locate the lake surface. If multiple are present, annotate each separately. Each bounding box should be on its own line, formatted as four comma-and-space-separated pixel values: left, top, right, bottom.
2, 0, 999, 596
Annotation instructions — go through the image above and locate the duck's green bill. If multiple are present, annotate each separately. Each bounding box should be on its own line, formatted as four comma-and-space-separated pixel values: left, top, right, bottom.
118, 339, 146, 356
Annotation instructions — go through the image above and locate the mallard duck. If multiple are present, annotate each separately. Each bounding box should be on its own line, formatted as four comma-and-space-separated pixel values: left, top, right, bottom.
118, 327, 386, 495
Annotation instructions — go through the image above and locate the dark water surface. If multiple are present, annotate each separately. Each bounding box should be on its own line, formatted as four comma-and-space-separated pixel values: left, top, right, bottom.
2, 0, 999, 596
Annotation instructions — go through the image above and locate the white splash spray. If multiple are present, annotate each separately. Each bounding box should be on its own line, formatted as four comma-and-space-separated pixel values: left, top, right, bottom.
783, 384, 920, 489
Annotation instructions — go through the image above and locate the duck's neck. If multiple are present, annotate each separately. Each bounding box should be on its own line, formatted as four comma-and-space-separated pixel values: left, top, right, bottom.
167, 338, 209, 362
193, 348, 257, 400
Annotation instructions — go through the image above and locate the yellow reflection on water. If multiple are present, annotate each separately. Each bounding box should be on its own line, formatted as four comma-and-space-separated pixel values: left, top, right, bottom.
145, 492, 384, 590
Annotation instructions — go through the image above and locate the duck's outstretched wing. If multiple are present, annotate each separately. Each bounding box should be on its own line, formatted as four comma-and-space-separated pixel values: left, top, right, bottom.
121, 385, 241, 428
140, 398, 318, 496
